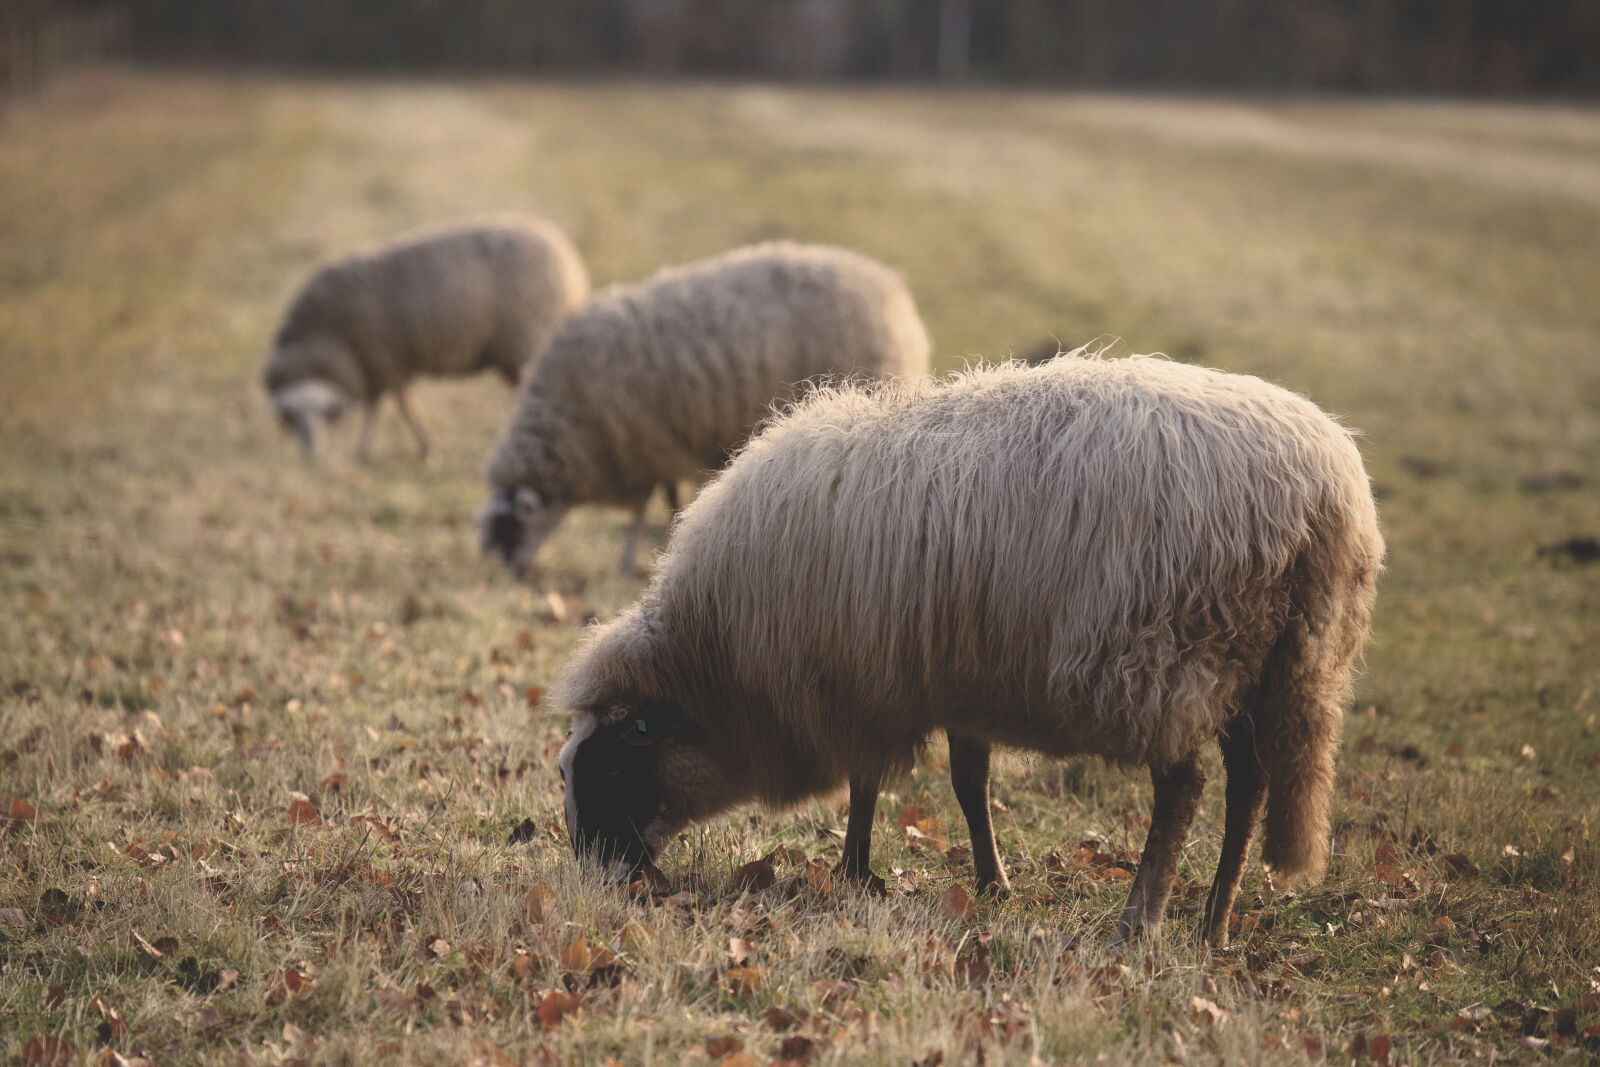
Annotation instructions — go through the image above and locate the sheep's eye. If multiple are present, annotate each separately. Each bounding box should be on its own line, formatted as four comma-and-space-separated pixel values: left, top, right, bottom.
634, 719, 648, 735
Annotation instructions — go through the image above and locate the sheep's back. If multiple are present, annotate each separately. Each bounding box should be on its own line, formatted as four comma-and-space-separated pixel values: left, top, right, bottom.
523, 243, 929, 496
655, 356, 1379, 769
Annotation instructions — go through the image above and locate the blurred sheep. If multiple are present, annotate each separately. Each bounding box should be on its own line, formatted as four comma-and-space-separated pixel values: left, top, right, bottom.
264, 216, 589, 462
479, 240, 931, 576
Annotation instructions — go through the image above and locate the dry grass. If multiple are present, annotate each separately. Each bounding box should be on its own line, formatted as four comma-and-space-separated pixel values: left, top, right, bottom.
2, 69, 1598, 1065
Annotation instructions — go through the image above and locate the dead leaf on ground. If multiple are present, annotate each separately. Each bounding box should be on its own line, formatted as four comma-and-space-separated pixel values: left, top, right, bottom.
728, 937, 757, 966
735, 858, 776, 891
763, 1005, 802, 1032
704, 1035, 742, 1058
4, 794, 37, 824
287, 799, 321, 827
723, 966, 764, 994
534, 989, 582, 1029
559, 937, 616, 972
268, 967, 315, 999
813, 978, 854, 1007
352, 815, 398, 843
940, 883, 975, 921
525, 883, 558, 923
803, 859, 834, 895
778, 1035, 816, 1062
509, 951, 539, 983
130, 929, 166, 958
371, 987, 414, 1014
1190, 995, 1229, 1028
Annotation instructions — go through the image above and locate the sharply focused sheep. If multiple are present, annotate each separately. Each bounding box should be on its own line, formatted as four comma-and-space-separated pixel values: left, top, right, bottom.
555, 353, 1383, 946
264, 216, 589, 462
478, 241, 931, 576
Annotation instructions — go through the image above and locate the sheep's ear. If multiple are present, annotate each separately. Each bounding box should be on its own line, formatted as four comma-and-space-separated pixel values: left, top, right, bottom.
513, 487, 544, 520
619, 716, 659, 747
606, 700, 700, 746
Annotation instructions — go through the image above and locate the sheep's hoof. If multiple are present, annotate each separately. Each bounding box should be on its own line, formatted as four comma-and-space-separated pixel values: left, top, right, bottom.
833, 864, 887, 897
974, 878, 1011, 902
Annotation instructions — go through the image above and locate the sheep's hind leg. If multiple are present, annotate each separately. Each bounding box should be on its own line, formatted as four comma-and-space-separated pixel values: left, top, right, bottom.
949, 735, 1010, 898
1198, 723, 1265, 949
1113, 753, 1206, 946
395, 388, 430, 461
617, 497, 649, 578
834, 774, 886, 895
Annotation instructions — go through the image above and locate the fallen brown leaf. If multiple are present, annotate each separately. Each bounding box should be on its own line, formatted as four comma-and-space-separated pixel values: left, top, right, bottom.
779, 1035, 815, 1062
939, 884, 975, 921
728, 936, 757, 966
534, 989, 582, 1029
704, 1035, 742, 1058
734, 858, 776, 891
723, 965, 764, 993
5, 794, 37, 824
803, 858, 834, 895
130, 929, 165, 958
1190, 995, 1229, 1028
763, 1005, 801, 1032
559, 937, 616, 972
287, 799, 321, 827
525, 883, 558, 923
22, 1036, 75, 1066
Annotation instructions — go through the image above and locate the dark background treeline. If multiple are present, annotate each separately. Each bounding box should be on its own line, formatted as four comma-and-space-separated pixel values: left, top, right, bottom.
8, 0, 1600, 97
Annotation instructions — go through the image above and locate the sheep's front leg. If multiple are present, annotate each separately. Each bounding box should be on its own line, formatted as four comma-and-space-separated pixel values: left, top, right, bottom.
394, 388, 430, 461
354, 401, 378, 465
834, 774, 886, 895
617, 497, 650, 577
1199, 724, 1265, 948
949, 735, 1010, 898
1113, 753, 1206, 946
663, 481, 682, 514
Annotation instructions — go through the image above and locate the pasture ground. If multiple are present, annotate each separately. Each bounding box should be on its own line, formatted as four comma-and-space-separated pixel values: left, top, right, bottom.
2, 70, 1598, 1064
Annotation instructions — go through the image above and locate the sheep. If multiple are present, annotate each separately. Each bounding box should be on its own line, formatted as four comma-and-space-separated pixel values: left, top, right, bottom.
263, 216, 589, 462
554, 352, 1383, 946
479, 240, 931, 577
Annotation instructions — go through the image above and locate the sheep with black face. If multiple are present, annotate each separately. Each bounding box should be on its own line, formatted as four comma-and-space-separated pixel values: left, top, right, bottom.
555, 353, 1383, 945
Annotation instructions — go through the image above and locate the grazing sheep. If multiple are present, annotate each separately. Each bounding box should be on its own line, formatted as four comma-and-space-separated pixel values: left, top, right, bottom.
264, 216, 589, 462
555, 353, 1383, 946
479, 241, 931, 576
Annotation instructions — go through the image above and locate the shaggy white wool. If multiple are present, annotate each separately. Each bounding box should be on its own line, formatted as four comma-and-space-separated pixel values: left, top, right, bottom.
558, 352, 1383, 880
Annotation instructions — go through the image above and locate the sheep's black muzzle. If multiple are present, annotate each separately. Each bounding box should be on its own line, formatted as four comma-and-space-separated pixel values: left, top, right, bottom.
480, 492, 523, 566
573, 827, 653, 882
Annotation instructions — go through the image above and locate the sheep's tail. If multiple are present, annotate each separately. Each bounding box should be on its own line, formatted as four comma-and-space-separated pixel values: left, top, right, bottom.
1255, 510, 1381, 883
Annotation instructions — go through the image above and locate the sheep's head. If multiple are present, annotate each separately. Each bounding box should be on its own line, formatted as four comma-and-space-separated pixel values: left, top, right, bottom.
558, 701, 731, 881
475, 487, 570, 576
270, 378, 352, 456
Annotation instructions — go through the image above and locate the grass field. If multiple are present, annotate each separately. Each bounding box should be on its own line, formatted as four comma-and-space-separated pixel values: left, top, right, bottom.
2, 69, 1598, 1065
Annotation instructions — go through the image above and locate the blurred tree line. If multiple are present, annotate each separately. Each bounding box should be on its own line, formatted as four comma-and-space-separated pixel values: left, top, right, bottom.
9, 0, 1599, 95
